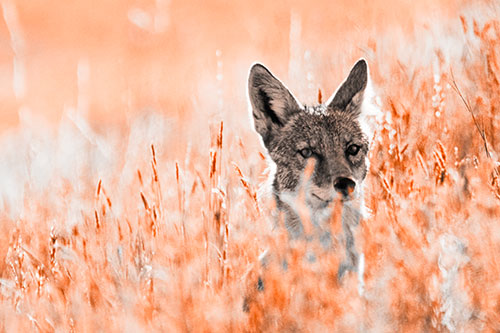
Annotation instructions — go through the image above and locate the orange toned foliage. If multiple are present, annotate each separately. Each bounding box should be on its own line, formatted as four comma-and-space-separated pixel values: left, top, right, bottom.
0, 0, 499, 331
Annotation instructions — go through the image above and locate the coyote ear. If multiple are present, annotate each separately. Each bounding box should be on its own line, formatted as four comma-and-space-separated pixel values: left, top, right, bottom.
248, 63, 301, 147
327, 59, 368, 114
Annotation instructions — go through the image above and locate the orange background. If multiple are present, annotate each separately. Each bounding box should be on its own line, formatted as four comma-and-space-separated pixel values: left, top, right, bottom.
0, 0, 461, 133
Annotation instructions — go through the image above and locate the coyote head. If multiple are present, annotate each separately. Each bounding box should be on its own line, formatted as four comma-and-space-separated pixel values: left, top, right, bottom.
248, 59, 372, 234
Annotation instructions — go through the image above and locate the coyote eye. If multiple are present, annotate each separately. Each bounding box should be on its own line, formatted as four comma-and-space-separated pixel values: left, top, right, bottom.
346, 144, 360, 156
299, 148, 313, 158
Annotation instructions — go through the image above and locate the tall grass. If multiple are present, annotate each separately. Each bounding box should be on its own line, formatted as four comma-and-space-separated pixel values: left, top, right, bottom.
0, 1, 500, 332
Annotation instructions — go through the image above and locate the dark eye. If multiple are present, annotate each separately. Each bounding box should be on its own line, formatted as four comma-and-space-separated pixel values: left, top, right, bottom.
346, 144, 360, 156
299, 148, 313, 158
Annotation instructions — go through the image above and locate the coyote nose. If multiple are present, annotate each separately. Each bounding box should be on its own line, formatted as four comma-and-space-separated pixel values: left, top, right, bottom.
334, 177, 356, 197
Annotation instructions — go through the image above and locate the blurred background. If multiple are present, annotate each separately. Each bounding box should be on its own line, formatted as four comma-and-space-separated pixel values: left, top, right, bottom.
0, 0, 464, 134
2, 1, 500, 331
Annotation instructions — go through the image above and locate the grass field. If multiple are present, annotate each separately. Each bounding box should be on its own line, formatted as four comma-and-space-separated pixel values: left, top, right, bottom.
0, 0, 500, 331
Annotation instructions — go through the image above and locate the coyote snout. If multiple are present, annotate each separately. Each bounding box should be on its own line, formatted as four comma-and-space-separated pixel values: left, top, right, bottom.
334, 177, 356, 198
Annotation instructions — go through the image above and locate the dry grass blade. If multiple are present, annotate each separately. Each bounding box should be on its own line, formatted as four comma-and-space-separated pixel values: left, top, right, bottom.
140, 191, 150, 211
449, 68, 492, 158
232, 162, 260, 215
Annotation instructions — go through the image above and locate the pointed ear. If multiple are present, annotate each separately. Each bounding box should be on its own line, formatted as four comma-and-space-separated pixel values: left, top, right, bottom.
327, 59, 368, 114
248, 63, 301, 147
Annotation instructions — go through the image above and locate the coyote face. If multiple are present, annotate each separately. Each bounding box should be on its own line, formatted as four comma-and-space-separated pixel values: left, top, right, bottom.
248, 59, 371, 238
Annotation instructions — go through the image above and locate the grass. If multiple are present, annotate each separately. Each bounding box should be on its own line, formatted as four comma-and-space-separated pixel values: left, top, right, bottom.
1, 1, 500, 332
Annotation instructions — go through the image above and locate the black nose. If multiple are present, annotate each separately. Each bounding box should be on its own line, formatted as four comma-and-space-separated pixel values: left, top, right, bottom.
334, 177, 356, 197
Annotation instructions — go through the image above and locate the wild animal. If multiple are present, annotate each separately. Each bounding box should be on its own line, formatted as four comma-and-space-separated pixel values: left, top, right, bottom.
248, 59, 374, 278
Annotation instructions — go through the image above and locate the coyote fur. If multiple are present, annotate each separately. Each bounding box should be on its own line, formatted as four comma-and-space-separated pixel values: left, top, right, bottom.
248, 59, 374, 278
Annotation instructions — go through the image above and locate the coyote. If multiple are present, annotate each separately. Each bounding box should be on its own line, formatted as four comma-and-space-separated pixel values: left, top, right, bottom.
248, 59, 373, 278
